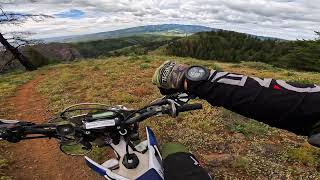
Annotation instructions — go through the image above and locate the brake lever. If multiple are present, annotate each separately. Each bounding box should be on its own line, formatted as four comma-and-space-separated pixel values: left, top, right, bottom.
167, 99, 178, 118
151, 93, 193, 106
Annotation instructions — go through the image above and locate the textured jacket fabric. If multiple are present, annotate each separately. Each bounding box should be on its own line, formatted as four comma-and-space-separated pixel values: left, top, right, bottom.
187, 70, 320, 136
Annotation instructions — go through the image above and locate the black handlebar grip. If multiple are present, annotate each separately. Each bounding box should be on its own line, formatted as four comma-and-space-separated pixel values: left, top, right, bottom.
159, 88, 180, 95
0, 129, 7, 140
177, 104, 203, 112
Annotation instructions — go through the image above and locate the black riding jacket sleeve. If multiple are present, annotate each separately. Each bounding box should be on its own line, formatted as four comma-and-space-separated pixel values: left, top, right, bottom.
186, 70, 320, 137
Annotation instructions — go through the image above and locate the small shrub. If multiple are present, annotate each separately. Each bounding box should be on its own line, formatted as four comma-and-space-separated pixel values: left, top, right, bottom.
142, 55, 151, 63
88, 146, 109, 164
116, 61, 124, 65
182, 60, 222, 71
140, 63, 150, 69
231, 156, 251, 169
0, 159, 8, 168
230, 64, 242, 68
184, 60, 199, 66
128, 53, 140, 61
286, 146, 320, 166
286, 71, 295, 77
0, 176, 11, 180
104, 69, 114, 76
0, 157, 10, 180
91, 65, 100, 71
226, 119, 269, 137
123, 95, 135, 103
241, 61, 275, 71
288, 78, 314, 85
210, 63, 223, 71
115, 92, 136, 103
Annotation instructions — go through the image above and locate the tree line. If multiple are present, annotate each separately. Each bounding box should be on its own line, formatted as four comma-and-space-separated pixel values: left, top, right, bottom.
166, 30, 320, 72
72, 35, 178, 58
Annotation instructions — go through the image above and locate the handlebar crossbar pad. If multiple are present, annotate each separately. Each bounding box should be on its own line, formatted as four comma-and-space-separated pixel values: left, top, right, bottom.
177, 104, 203, 112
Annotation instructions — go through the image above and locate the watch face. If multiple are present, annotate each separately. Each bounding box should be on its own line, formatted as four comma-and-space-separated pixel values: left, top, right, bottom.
186, 66, 208, 81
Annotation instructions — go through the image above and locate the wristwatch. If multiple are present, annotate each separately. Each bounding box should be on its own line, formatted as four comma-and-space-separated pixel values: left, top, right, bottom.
185, 66, 210, 82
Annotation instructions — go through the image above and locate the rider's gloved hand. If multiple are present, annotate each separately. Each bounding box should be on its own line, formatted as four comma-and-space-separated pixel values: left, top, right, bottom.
152, 61, 188, 94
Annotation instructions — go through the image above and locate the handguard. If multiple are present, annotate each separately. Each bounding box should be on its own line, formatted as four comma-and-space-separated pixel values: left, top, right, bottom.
308, 133, 320, 148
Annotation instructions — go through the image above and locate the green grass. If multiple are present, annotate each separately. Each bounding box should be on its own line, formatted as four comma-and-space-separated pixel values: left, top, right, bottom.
0, 158, 10, 179
142, 55, 152, 63
231, 156, 251, 169
286, 146, 320, 166
240, 61, 278, 71
0, 70, 35, 101
222, 110, 270, 137
139, 63, 150, 69
60, 144, 91, 155
0, 159, 9, 169
2, 55, 320, 179
60, 144, 109, 164
210, 63, 223, 71
288, 78, 316, 84
227, 121, 269, 137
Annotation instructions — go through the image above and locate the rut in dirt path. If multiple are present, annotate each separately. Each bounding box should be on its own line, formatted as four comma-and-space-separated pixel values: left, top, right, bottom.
6, 74, 102, 180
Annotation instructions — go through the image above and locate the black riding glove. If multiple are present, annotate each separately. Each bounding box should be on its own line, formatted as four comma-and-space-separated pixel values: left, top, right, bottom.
152, 61, 188, 95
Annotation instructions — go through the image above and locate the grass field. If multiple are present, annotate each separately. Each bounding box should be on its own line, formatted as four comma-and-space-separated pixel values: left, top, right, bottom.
1, 55, 320, 179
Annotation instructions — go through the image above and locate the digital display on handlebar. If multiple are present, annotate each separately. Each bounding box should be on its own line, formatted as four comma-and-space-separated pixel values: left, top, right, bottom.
84, 119, 116, 129
92, 111, 116, 119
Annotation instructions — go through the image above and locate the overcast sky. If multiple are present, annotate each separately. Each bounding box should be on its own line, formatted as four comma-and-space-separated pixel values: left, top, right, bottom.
1, 0, 320, 40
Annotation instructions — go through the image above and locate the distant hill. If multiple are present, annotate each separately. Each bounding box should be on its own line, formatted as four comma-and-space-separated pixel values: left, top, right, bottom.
43, 24, 215, 43
71, 34, 177, 58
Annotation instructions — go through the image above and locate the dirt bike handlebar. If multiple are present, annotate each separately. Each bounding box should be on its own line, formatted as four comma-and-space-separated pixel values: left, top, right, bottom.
123, 101, 202, 124
0, 95, 203, 144
0, 123, 58, 142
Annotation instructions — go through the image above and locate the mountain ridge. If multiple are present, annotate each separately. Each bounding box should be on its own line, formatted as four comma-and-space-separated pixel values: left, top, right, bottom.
42, 24, 281, 43
43, 24, 215, 43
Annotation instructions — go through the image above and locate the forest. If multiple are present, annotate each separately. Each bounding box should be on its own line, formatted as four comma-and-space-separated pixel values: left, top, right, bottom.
71, 35, 178, 58
166, 30, 320, 72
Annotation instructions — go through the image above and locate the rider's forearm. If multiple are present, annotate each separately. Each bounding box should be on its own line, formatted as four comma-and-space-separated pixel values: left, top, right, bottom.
186, 70, 320, 136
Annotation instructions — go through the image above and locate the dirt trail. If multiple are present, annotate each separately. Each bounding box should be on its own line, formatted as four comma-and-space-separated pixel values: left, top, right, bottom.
6, 74, 102, 180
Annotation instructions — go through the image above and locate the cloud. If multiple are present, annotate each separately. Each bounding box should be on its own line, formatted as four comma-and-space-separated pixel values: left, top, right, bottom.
54, 9, 85, 19
0, 0, 320, 40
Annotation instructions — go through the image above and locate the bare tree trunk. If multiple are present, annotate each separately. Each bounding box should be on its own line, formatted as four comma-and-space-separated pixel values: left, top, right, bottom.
0, 33, 36, 71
